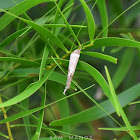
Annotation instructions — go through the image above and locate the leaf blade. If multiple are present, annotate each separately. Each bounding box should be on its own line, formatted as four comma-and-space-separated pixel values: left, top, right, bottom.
79, 0, 95, 43
39, 45, 49, 80
104, 66, 120, 116
81, 51, 117, 64
0, 67, 56, 108
50, 83, 140, 126
0, 0, 56, 31
90, 37, 140, 49
0, 8, 69, 53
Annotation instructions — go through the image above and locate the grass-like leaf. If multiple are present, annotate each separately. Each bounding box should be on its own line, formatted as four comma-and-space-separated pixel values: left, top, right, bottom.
84, 37, 140, 49
0, 28, 28, 48
81, 51, 117, 64
0, 57, 40, 66
0, 8, 69, 53
54, 1, 81, 47
0, 49, 17, 57
19, 82, 32, 139
97, 0, 108, 38
105, 66, 120, 116
77, 60, 111, 98
0, 67, 56, 108
39, 45, 49, 80
49, 83, 140, 126
0, 0, 56, 31
53, 0, 66, 34
32, 82, 47, 140
52, 0, 74, 36
97, 0, 108, 51
0, 24, 86, 49
79, 0, 95, 43
0, 78, 32, 92
6, 68, 76, 89
105, 66, 137, 139
129, 100, 140, 105
0, 132, 9, 139
50, 83, 70, 133
99, 126, 140, 131
0, 85, 94, 124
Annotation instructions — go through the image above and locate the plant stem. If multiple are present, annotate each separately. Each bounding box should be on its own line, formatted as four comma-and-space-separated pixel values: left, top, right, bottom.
0, 97, 13, 140
83, 43, 94, 49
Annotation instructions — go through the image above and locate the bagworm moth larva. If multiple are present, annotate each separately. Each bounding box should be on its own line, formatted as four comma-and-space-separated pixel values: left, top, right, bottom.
63, 49, 81, 95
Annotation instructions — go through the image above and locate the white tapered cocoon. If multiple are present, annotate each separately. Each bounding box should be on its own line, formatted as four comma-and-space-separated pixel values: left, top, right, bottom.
63, 49, 81, 95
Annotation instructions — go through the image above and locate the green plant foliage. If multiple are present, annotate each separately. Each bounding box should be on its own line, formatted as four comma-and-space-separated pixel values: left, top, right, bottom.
79, 0, 95, 43
0, 0, 140, 139
49, 83, 140, 126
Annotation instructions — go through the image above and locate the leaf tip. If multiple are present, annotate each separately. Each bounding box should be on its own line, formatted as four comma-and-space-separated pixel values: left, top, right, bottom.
115, 58, 118, 64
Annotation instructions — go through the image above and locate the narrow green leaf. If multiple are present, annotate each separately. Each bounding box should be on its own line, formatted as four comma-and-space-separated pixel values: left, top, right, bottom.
99, 126, 140, 131
79, 0, 95, 43
129, 100, 140, 105
0, 28, 28, 48
58, 33, 77, 49
0, 94, 56, 137
53, 0, 74, 36
97, 0, 108, 51
84, 37, 140, 49
97, 0, 108, 38
0, 24, 86, 48
0, 33, 39, 79
0, 78, 32, 92
0, 106, 43, 124
94, 0, 140, 40
32, 83, 47, 140
77, 61, 111, 98
47, 40, 60, 58
39, 45, 49, 80
53, 0, 66, 34
8, 68, 76, 90
46, 59, 138, 139
104, 66, 120, 116
104, 66, 137, 139
54, 1, 81, 46
44, 24, 87, 28
0, 85, 94, 124
0, 57, 39, 66
0, 49, 17, 57
39, 138, 70, 140
49, 83, 140, 126
81, 51, 117, 64
19, 82, 32, 140
0, 0, 56, 31
0, 8, 69, 53
8, 68, 39, 77
0, 132, 9, 139
50, 83, 70, 133
0, 67, 56, 108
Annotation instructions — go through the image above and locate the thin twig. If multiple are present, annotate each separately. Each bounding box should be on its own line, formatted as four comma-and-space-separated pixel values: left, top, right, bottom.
0, 97, 13, 140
